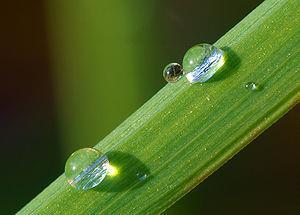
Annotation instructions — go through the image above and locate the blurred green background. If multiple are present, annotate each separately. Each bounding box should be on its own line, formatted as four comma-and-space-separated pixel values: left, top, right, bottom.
1, 0, 299, 214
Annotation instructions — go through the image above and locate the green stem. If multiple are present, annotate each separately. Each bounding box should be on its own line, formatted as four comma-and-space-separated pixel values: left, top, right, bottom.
19, 0, 300, 214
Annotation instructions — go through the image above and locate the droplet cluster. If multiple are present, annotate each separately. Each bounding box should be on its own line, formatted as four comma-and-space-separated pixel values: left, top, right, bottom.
163, 43, 225, 84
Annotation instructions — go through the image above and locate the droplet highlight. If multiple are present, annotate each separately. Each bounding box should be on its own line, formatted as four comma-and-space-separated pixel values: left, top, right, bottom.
163, 63, 184, 83
182, 43, 225, 83
245, 82, 259, 91
65, 148, 109, 190
136, 172, 148, 181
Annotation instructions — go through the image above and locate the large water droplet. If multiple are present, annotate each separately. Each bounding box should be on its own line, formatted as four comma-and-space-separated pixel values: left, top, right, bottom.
65, 148, 109, 190
163, 63, 184, 83
182, 43, 225, 83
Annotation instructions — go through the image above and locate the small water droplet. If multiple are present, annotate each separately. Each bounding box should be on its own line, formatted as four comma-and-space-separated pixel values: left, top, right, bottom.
65, 148, 109, 190
206, 96, 210, 101
163, 63, 184, 83
183, 43, 225, 83
136, 172, 148, 181
245, 82, 259, 91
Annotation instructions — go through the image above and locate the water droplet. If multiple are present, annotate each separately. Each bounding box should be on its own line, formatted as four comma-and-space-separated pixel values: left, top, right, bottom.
65, 148, 109, 190
136, 172, 148, 181
245, 82, 259, 91
163, 63, 184, 83
183, 43, 225, 83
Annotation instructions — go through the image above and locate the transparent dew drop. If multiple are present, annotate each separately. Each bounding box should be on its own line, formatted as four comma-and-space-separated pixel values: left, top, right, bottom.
245, 82, 259, 91
163, 63, 184, 83
136, 172, 148, 181
182, 43, 225, 83
65, 148, 109, 190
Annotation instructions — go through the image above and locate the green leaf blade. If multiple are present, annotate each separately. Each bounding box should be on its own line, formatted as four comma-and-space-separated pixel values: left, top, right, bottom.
19, 0, 300, 214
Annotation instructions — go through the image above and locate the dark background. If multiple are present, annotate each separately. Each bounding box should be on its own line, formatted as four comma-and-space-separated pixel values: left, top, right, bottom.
1, 0, 299, 214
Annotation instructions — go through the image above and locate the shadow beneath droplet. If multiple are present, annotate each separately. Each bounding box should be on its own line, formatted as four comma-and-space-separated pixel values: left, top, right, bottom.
207, 46, 241, 82
94, 151, 151, 192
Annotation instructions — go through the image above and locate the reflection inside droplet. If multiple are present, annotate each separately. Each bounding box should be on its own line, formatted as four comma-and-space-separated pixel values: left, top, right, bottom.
64, 148, 109, 190
183, 43, 225, 83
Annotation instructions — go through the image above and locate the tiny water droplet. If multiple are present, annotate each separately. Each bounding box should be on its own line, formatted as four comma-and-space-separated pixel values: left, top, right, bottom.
245, 82, 259, 91
65, 148, 109, 190
163, 63, 183, 83
183, 43, 225, 83
136, 172, 148, 181
206, 96, 210, 101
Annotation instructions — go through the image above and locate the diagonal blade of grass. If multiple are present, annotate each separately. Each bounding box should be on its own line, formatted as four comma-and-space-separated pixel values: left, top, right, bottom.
18, 0, 300, 214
